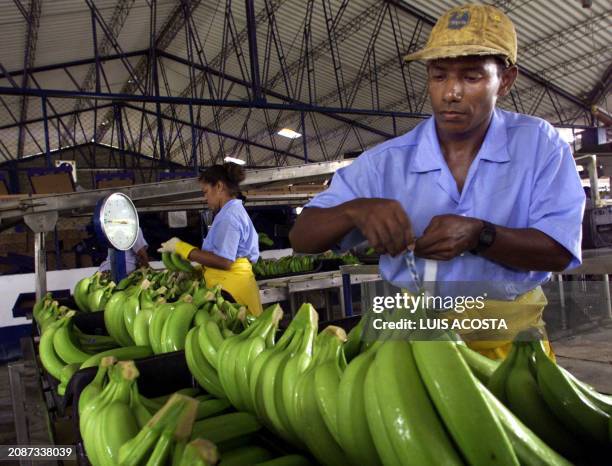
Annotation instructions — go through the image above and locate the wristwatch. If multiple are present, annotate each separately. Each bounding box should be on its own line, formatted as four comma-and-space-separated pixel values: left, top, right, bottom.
470, 220, 496, 255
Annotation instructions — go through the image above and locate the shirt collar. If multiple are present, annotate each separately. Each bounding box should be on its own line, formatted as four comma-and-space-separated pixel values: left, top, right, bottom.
410, 109, 510, 173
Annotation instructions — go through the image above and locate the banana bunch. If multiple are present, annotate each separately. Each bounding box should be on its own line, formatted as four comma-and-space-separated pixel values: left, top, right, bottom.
78, 358, 237, 466
487, 336, 612, 461
188, 300, 603, 466
37, 308, 119, 391
253, 255, 316, 279
73, 271, 115, 312
33, 294, 67, 332
184, 299, 261, 400
162, 251, 196, 274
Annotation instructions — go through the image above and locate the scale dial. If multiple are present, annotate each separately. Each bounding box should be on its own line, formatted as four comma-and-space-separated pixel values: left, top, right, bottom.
97, 193, 139, 251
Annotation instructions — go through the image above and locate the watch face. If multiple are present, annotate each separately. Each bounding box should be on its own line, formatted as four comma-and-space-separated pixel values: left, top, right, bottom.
100, 193, 138, 250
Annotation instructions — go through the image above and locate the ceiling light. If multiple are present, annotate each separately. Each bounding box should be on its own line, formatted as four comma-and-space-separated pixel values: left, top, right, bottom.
224, 156, 246, 165
576, 165, 584, 172
295, 207, 303, 215
277, 128, 302, 139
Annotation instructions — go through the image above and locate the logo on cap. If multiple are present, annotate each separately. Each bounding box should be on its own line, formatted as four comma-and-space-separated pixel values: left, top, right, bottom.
448, 10, 470, 30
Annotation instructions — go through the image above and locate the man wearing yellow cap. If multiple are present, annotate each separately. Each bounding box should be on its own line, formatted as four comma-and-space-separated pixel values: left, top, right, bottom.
290, 4, 585, 359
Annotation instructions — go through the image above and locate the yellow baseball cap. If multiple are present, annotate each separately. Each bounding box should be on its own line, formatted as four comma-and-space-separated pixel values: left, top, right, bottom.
404, 4, 518, 65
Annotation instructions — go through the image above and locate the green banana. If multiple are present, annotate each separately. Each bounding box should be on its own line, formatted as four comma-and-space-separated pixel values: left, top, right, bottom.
198, 320, 224, 368
336, 347, 381, 466
249, 326, 295, 422
313, 331, 347, 444
33, 293, 53, 323
190, 412, 261, 444
81, 360, 134, 465
195, 398, 232, 420
74, 275, 93, 311
293, 326, 348, 465
89, 282, 116, 312
133, 308, 154, 347
119, 395, 189, 466
184, 327, 225, 398
104, 290, 136, 347
505, 344, 581, 458
178, 439, 218, 466
171, 252, 195, 273
52, 313, 92, 364
95, 362, 141, 466
363, 361, 402, 466
80, 345, 152, 369
130, 386, 153, 428
457, 343, 500, 384
219, 446, 272, 466
76, 331, 119, 353
562, 366, 612, 416
162, 252, 177, 271
161, 299, 197, 352
78, 356, 116, 416
533, 339, 610, 445
480, 380, 574, 466
372, 340, 463, 465
149, 302, 176, 354
234, 305, 284, 413
412, 338, 518, 466
279, 308, 317, 442
343, 315, 365, 362
487, 342, 519, 403
123, 286, 144, 341
39, 319, 67, 380
57, 362, 81, 396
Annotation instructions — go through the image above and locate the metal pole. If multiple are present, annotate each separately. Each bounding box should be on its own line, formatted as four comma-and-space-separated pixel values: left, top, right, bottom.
92, 8, 101, 94
603, 274, 612, 320
34, 232, 46, 300
558, 274, 567, 330
189, 103, 197, 173
245, 0, 263, 102
41, 96, 51, 168
342, 272, 353, 317
301, 111, 308, 163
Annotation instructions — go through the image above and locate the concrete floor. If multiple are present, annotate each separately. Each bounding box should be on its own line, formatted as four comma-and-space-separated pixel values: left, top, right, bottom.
553, 323, 612, 394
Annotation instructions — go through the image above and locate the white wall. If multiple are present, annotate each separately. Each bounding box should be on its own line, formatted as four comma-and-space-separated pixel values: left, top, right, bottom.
0, 261, 163, 328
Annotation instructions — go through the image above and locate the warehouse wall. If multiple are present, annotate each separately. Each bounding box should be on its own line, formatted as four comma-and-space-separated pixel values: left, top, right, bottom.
0, 143, 191, 194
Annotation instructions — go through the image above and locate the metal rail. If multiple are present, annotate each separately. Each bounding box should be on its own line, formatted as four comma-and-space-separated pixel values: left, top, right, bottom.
0, 160, 349, 223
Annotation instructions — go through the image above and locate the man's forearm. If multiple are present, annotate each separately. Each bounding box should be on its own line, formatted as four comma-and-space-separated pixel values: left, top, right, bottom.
482, 226, 573, 272
289, 204, 356, 253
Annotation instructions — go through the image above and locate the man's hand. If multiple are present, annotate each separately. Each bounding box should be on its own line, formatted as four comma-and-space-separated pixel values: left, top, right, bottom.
346, 199, 415, 257
415, 214, 483, 260
157, 237, 181, 254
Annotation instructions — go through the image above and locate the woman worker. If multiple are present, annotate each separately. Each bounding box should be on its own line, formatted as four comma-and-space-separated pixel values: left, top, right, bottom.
158, 163, 263, 316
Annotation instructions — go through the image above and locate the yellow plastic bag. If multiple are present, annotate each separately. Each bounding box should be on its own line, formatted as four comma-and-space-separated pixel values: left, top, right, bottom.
438, 286, 554, 360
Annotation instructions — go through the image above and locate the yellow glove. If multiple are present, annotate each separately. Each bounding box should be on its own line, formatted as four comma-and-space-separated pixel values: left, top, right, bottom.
175, 240, 197, 261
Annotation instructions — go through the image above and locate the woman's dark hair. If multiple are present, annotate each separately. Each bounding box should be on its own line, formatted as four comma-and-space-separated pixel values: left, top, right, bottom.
198, 162, 246, 197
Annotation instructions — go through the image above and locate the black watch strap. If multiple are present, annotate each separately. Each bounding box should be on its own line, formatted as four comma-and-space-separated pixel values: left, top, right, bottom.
470, 220, 496, 255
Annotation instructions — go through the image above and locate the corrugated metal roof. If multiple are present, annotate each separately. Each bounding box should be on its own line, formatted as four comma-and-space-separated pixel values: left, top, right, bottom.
0, 0, 609, 164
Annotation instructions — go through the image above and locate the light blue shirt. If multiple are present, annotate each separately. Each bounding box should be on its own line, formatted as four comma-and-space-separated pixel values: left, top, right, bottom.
202, 199, 259, 263
306, 109, 585, 300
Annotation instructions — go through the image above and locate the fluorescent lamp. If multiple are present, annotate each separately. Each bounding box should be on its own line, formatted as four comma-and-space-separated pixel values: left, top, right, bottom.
277, 128, 302, 139
224, 156, 246, 165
